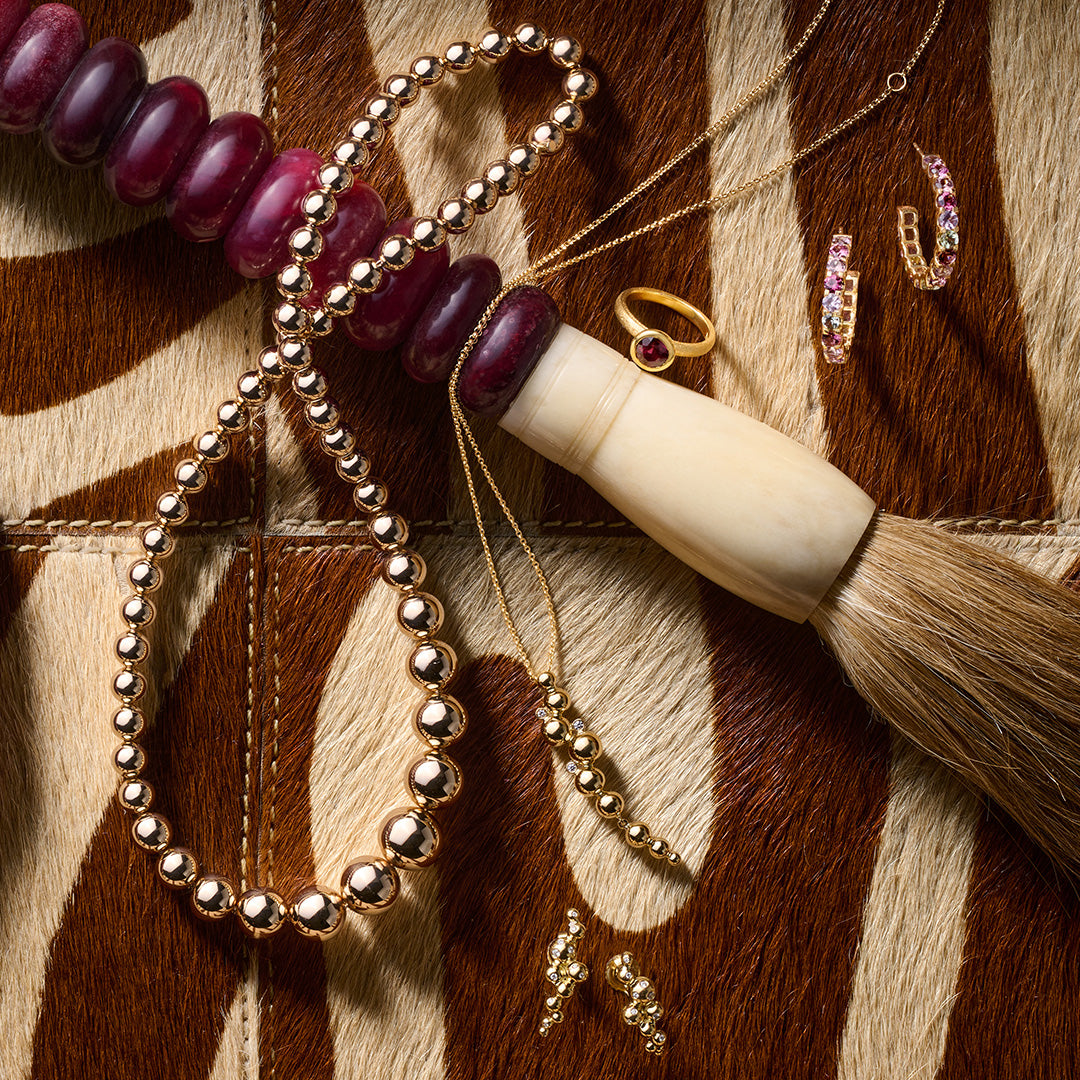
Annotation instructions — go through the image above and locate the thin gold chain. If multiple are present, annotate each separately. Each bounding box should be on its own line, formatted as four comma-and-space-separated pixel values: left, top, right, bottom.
449, 0, 948, 681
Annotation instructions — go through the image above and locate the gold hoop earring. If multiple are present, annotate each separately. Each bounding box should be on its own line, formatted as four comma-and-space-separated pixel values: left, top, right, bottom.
820, 233, 859, 363
614, 287, 716, 372
539, 908, 588, 1037
897, 144, 958, 290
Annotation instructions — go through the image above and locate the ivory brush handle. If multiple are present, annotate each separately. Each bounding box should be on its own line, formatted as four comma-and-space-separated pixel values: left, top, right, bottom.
498, 323, 876, 623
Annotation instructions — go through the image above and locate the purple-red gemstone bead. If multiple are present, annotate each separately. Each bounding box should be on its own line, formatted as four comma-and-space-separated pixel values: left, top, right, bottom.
104, 76, 209, 206
634, 335, 670, 370
343, 217, 451, 352
166, 111, 273, 243
458, 286, 560, 418
305, 181, 387, 306
0, 0, 30, 56
0, 3, 88, 135
401, 254, 502, 383
42, 37, 147, 167
223, 147, 321, 278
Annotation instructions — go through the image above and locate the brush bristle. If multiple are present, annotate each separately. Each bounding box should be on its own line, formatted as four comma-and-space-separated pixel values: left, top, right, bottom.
810, 511, 1080, 875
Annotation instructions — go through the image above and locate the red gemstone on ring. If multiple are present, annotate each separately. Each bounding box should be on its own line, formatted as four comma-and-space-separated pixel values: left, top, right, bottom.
634, 335, 670, 369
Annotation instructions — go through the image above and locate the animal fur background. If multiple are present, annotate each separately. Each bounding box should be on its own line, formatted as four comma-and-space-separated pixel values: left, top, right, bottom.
1, 0, 1078, 1076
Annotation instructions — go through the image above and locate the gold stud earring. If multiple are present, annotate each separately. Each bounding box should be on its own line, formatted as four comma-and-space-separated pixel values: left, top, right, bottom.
897, 144, 958, 290
539, 908, 588, 1036
606, 951, 669, 1054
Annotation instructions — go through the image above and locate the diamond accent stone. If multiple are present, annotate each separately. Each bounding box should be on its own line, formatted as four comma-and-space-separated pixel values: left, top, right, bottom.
536, 707, 550, 720
566, 761, 580, 774
571, 718, 585, 732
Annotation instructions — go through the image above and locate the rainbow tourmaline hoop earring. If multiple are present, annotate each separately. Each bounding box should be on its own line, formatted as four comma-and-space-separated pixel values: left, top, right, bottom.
821, 233, 859, 364
897, 145, 958, 290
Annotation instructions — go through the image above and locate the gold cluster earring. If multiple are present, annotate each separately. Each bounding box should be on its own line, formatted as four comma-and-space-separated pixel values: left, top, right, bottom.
538, 910, 671, 1055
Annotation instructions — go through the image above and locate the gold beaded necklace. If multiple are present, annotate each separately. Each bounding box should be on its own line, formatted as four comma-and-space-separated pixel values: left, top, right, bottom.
447, 0, 949, 861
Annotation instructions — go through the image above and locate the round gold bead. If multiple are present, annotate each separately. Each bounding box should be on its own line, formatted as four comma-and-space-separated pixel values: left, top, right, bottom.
415, 695, 466, 746
258, 346, 286, 380
132, 812, 171, 852
514, 22, 548, 52
370, 512, 409, 548
545, 689, 570, 710
115, 742, 145, 776
383, 549, 427, 590
192, 875, 236, 920
569, 732, 601, 762
194, 430, 229, 461
274, 301, 311, 335
411, 216, 448, 252
156, 491, 189, 524
438, 197, 475, 233
350, 117, 383, 148
302, 190, 336, 225
158, 848, 198, 889
443, 41, 476, 71
647, 837, 669, 859
318, 161, 353, 193
348, 257, 384, 294
542, 717, 570, 744
353, 478, 388, 513
332, 139, 369, 169
563, 67, 599, 102
384, 72, 420, 105
309, 307, 333, 337
118, 777, 153, 812
380, 234, 416, 271
114, 706, 144, 737
324, 283, 356, 317
366, 94, 400, 125
305, 398, 340, 431
530, 121, 565, 155
122, 595, 155, 627
408, 640, 457, 688
552, 99, 584, 133
462, 176, 498, 213
507, 143, 540, 177
322, 426, 356, 457
596, 791, 624, 818
219, 399, 251, 431
289, 225, 323, 261
381, 807, 440, 868
292, 887, 344, 938
342, 857, 400, 912
408, 751, 462, 807
237, 371, 269, 404
129, 559, 160, 592
175, 459, 207, 491
484, 159, 520, 196
549, 936, 574, 961
113, 668, 144, 700
293, 368, 328, 400
477, 28, 511, 62
537, 672, 557, 690
116, 632, 147, 664
278, 337, 312, 371
277, 261, 312, 297
575, 767, 605, 796
549, 35, 582, 68
335, 451, 370, 483
625, 822, 650, 848
411, 55, 444, 85
238, 888, 287, 939
141, 525, 174, 558
398, 592, 444, 636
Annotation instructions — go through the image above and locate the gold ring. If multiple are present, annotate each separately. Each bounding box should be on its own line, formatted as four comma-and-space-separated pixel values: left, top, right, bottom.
613, 287, 717, 372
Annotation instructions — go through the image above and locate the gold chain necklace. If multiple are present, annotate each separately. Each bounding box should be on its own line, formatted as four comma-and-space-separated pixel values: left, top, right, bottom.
447, 0, 949, 859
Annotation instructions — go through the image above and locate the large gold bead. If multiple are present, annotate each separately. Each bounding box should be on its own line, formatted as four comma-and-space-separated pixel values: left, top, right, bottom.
569, 732, 602, 763
625, 822, 651, 849
596, 791, 624, 818
132, 812, 170, 852
158, 848, 198, 889
192, 876, 236, 919
545, 688, 570, 710
575, 767, 605, 797
542, 717, 570, 744
291, 887, 344, 938
238, 888, 287, 939
408, 641, 457, 689
342, 857, 400, 912
118, 777, 153, 812
384, 549, 427, 590
398, 593, 444, 637
415, 695, 466, 746
408, 751, 462, 806
381, 807, 440, 869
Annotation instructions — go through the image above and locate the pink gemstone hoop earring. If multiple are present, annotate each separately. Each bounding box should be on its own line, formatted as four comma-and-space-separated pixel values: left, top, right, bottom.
897, 145, 958, 290
820, 233, 859, 364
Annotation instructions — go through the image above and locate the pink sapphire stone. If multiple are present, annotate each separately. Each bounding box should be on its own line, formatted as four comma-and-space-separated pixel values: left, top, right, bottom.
937, 191, 956, 208
635, 335, 670, 369
938, 250, 956, 266
824, 273, 844, 291
823, 332, 842, 347
828, 241, 849, 258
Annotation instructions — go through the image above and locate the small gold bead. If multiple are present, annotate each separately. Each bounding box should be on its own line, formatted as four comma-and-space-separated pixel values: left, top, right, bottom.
443, 41, 476, 71
302, 189, 336, 225
514, 22, 548, 52
552, 99, 584, 133
274, 301, 311, 335
537, 672, 557, 690
332, 139, 369, 169
370, 511, 409, 549
278, 337, 312, 371
193, 430, 229, 461
384, 72, 420, 105
380, 234, 416, 271
381, 807, 440, 868
411, 55, 444, 85
575, 767, 605, 796
237, 888, 287, 939
569, 732, 601, 762
292, 367, 326, 401
366, 94, 400, 125
348, 258, 384, 294
549, 35, 583, 68
484, 159, 520, 196
545, 689, 570, 710
158, 848, 198, 889
118, 777, 153, 812
237, 371, 269, 404
408, 750, 462, 807
596, 791, 624, 818
289, 226, 323, 262
462, 176, 498, 213
384, 549, 427, 590
408, 641, 457, 688
156, 491, 189, 524
563, 67, 599, 102
477, 28, 511, 62
141, 526, 174, 558
398, 592, 444, 637
647, 837, 669, 860
414, 694, 466, 746
530, 121, 565, 155
128, 559, 161, 591
625, 822, 650, 848
349, 117, 383, 148
324, 283, 355, 317
115, 741, 145, 775
335, 450, 370, 483
438, 197, 475, 233
322, 426, 356, 457
309, 307, 333, 337
507, 143, 540, 177
412, 216, 448, 252
342, 858, 400, 912
132, 812, 171, 852
318, 161, 354, 193
305, 397, 340, 431
192, 876, 236, 920
291, 887, 345, 938
542, 717, 570, 744
353, 478, 388, 513
277, 261, 312, 298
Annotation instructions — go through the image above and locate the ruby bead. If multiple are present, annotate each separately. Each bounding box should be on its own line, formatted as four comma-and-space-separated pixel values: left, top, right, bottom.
166, 111, 273, 243
42, 37, 147, 167
401, 254, 502, 383
224, 147, 321, 278
343, 217, 450, 352
0, 4, 88, 134
104, 76, 209, 206
305, 181, 386, 305
458, 286, 560, 418
0, 0, 30, 56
